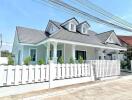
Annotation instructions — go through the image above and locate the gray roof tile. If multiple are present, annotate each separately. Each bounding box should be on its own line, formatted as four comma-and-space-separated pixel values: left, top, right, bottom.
15, 20, 125, 50
50, 28, 104, 46
16, 26, 47, 44
96, 30, 114, 43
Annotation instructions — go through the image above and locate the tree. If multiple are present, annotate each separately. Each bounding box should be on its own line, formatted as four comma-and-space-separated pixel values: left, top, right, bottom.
1, 50, 11, 57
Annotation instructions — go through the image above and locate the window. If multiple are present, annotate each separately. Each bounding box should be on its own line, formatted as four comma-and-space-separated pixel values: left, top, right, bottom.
75, 50, 86, 60
50, 50, 53, 60
107, 54, 112, 60
50, 25, 54, 32
71, 24, 75, 31
57, 50, 62, 58
99, 56, 101, 60
83, 27, 86, 33
30, 49, 36, 62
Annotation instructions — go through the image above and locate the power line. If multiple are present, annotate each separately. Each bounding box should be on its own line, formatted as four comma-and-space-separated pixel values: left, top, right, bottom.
76, 0, 132, 29
69, 0, 129, 29
43, 0, 132, 32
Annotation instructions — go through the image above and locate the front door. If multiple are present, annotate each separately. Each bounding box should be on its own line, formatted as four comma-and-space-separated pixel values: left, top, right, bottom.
57, 50, 62, 58
75, 50, 86, 60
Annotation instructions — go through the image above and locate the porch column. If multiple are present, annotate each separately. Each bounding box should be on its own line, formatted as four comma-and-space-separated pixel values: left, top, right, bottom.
53, 42, 58, 63
116, 51, 119, 60
21, 45, 24, 65
46, 42, 50, 64
72, 44, 76, 61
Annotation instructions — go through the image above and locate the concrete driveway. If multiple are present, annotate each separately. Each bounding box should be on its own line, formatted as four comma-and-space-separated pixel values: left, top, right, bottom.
1, 76, 132, 100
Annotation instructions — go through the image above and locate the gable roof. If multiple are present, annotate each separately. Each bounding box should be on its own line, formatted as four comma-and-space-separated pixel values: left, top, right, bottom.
16, 26, 47, 44
50, 27, 104, 46
61, 17, 79, 26
77, 21, 90, 28
49, 20, 61, 29
15, 18, 126, 50
118, 35, 132, 46
96, 30, 114, 43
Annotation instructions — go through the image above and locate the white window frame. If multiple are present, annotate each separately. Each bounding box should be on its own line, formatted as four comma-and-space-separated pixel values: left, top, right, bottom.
75, 50, 87, 60
83, 27, 86, 33
50, 25, 54, 32
29, 48, 37, 62
70, 23, 75, 31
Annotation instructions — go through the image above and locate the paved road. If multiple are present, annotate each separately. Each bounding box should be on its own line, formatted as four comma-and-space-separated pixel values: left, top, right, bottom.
2, 76, 132, 100
44, 78, 132, 100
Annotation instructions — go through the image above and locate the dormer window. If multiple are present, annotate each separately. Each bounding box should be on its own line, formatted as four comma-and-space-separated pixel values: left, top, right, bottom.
83, 27, 86, 33
71, 23, 75, 31
77, 21, 90, 34
51, 25, 54, 31
61, 18, 79, 32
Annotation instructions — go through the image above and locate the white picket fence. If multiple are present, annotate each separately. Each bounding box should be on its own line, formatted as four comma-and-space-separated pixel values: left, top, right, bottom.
0, 60, 120, 97
93, 60, 120, 78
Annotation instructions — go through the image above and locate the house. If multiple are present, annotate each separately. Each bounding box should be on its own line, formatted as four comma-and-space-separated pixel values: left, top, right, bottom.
12, 17, 126, 65
118, 36, 132, 60
118, 35, 132, 47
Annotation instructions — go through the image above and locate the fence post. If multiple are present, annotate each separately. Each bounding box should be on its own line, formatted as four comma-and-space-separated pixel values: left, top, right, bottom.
91, 61, 95, 81
118, 60, 121, 75
49, 61, 55, 88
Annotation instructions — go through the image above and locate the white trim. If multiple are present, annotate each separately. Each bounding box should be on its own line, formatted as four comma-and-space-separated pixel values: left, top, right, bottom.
105, 33, 113, 44
48, 38, 127, 51
105, 32, 122, 46
72, 44, 76, 60
46, 42, 50, 64
20, 39, 48, 46
63, 44, 66, 63
21, 45, 24, 65
20, 43, 38, 46
20, 38, 126, 51
29, 48, 37, 63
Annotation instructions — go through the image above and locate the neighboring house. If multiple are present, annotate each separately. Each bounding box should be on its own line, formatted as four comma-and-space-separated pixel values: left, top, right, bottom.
118, 36, 132, 60
12, 17, 126, 65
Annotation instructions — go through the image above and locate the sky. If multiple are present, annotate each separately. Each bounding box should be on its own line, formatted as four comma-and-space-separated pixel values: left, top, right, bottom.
0, 0, 132, 51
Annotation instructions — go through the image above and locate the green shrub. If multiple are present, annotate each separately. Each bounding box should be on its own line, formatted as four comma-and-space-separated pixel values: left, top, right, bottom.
121, 60, 127, 69
69, 57, 74, 64
8, 55, 14, 65
24, 56, 31, 65
121, 60, 131, 70
78, 56, 84, 64
58, 56, 64, 64
38, 59, 45, 65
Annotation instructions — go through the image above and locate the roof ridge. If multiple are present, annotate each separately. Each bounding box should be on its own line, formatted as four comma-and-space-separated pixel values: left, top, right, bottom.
16, 26, 44, 32
60, 17, 79, 26
97, 30, 114, 35
118, 35, 132, 37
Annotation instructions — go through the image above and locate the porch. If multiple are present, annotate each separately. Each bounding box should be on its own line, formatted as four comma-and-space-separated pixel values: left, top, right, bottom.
20, 39, 126, 65
44, 41, 121, 64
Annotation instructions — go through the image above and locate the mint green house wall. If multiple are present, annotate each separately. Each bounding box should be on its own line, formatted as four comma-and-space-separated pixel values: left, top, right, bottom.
23, 45, 46, 65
